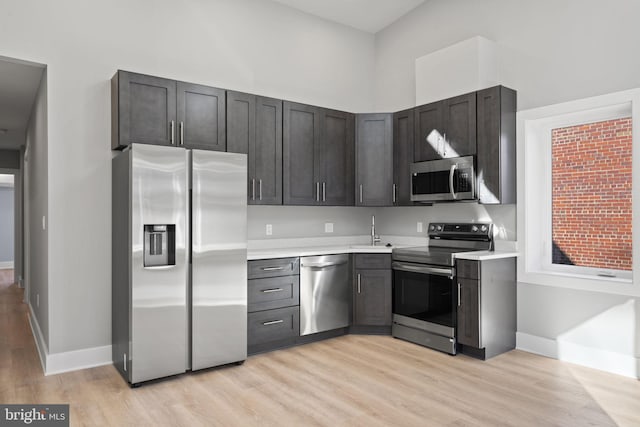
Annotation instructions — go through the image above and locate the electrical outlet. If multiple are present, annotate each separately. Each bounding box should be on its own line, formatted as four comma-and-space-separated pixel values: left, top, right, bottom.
266, 224, 273, 236
36, 294, 39, 308
324, 222, 334, 233
417, 222, 423, 233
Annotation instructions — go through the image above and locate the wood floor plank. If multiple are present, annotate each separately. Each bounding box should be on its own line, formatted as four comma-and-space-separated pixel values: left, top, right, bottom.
2, 279, 639, 427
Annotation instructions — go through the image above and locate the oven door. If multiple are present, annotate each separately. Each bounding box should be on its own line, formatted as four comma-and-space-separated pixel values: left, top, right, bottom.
410, 156, 475, 202
392, 261, 456, 336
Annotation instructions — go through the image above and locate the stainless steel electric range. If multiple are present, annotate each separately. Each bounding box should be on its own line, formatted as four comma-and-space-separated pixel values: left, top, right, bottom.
391, 223, 493, 354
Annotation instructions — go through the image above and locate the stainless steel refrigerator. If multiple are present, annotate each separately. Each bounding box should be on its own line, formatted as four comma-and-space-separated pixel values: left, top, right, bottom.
112, 143, 247, 385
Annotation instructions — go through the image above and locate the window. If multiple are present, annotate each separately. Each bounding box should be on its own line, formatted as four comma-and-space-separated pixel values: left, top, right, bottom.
518, 89, 640, 295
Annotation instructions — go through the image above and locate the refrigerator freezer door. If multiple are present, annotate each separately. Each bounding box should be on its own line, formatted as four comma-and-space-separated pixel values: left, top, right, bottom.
131, 144, 189, 384
192, 150, 248, 370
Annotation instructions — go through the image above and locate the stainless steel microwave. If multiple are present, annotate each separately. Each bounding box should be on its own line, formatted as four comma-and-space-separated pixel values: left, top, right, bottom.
410, 156, 475, 202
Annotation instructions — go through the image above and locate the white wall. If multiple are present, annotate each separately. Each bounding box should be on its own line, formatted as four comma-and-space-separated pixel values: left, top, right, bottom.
374, 0, 640, 112
0, 0, 375, 356
24, 69, 49, 348
374, 0, 640, 376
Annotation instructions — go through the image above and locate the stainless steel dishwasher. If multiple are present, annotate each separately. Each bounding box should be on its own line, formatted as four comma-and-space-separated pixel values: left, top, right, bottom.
300, 254, 350, 336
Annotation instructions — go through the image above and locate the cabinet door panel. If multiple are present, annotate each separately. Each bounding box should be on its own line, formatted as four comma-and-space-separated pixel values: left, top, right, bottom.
118, 71, 176, 147
255, 96, 283, 205
477, 86, 517, 204
355, 114, 393, 206
226, 91, 255, 156
457, 278, 481, 348
443, 92, 476, 158
177, 82, 226, 151
322, 110, 354, 206
355, 269, 392, 326
414, 101, 444, 161
226, 91, 256, 202
393, 109, 415, 206
283, 102, 320, 205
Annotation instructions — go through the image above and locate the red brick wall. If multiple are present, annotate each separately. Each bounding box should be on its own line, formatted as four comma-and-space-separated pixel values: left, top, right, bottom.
552, 117, 632, 270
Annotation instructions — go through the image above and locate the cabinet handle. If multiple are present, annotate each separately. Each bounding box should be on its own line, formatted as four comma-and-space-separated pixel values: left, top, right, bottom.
393, 184, 397, 204
263, 319, 284, 326
443, 132, 447, 157
322, 182, 326, 202
359, 184, 363, 204
251, 179, 256, 201
261, 288, 283, 293
457, 283, 461, 307
316, 182, 320, 202
357, 273, 361, 294
180, 121, 184, 146
170, 120, 175, 145
259, 179, 262, 201
261, 266, 285, 271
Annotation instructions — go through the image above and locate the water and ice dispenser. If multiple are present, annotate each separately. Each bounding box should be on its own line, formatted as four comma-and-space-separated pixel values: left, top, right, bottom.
143, 224, 176, 267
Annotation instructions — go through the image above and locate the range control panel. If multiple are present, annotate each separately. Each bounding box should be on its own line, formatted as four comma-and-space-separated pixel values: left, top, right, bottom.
428, 223, 493, 241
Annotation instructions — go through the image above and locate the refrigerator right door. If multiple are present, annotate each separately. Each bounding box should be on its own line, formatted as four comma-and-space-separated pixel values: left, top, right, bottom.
191, 150, 248, 370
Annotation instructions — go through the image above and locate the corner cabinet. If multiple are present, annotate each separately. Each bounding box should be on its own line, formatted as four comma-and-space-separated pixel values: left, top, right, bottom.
392, 108, 415, 206
355, 114, 393, 206
456, 257, 516, 360
414, 92, 476, 161
112, 70, 226, 151
283, 101, 354, 206
227, 91, 282, 205
353, 254, 392, 330
476, 86, 517, 204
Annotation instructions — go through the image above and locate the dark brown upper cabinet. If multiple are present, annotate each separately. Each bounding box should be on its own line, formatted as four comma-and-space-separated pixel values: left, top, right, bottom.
177, 82, 225, 151
392, 108, 415, 206
227, 91, 282, 205
112, 71, 176, 149
283, 101, 354, 206
355, 113, 393, 206
476, 86, 517, 204
414, 92, 476, 161
111, 70, 225, 151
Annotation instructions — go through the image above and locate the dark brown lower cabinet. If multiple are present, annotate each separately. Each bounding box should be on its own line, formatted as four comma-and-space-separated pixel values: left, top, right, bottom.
353, 254, 392, 329
247, 258, 300, 355
456, 258, 516, 360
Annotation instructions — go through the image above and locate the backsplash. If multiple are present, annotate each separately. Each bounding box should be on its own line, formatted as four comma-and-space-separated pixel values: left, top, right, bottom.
375, 203, 516, 241
248, 206, 375, 240
248, 204, 516, 241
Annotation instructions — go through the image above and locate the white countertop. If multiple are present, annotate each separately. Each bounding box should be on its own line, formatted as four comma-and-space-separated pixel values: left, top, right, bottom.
247, 235, 423, 260
247, 236, 518, 261
454, 250, 519, 261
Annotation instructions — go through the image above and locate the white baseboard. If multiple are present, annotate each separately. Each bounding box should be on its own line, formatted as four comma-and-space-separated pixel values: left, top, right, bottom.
0, 261, 14, 269
27, 304, 112, 375
28, 303, 48, 374
517, 332, 639, 379
46, 345, 112, 376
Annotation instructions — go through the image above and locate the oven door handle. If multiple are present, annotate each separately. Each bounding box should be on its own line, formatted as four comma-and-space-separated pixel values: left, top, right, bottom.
392, 262, 453, 278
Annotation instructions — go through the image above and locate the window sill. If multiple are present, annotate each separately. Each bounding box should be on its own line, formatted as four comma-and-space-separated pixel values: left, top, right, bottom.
518, 268, 638, 297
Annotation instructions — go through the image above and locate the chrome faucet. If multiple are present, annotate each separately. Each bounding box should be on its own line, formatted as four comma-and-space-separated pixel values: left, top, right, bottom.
371, 215, 381, 246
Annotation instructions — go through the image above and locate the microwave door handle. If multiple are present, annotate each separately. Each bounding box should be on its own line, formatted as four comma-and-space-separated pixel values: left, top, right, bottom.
449, 164, 457, 199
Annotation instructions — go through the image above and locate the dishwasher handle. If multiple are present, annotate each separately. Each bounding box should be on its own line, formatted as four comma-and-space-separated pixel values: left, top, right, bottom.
301, 260, 349, 269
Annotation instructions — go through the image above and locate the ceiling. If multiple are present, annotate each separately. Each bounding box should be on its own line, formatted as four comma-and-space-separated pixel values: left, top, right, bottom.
0, 58, 45, 150
271, 0, 426, 33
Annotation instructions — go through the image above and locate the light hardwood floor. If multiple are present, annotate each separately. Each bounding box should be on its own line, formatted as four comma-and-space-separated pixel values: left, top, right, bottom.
1, 276, 639, 427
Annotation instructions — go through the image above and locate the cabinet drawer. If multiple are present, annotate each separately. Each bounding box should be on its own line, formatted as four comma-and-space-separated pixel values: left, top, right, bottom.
248, 306, 300, 346
248, 257, 300, 279
354, 254, 391, 269
457, 259, 479, 280
248, 275, 299, 312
